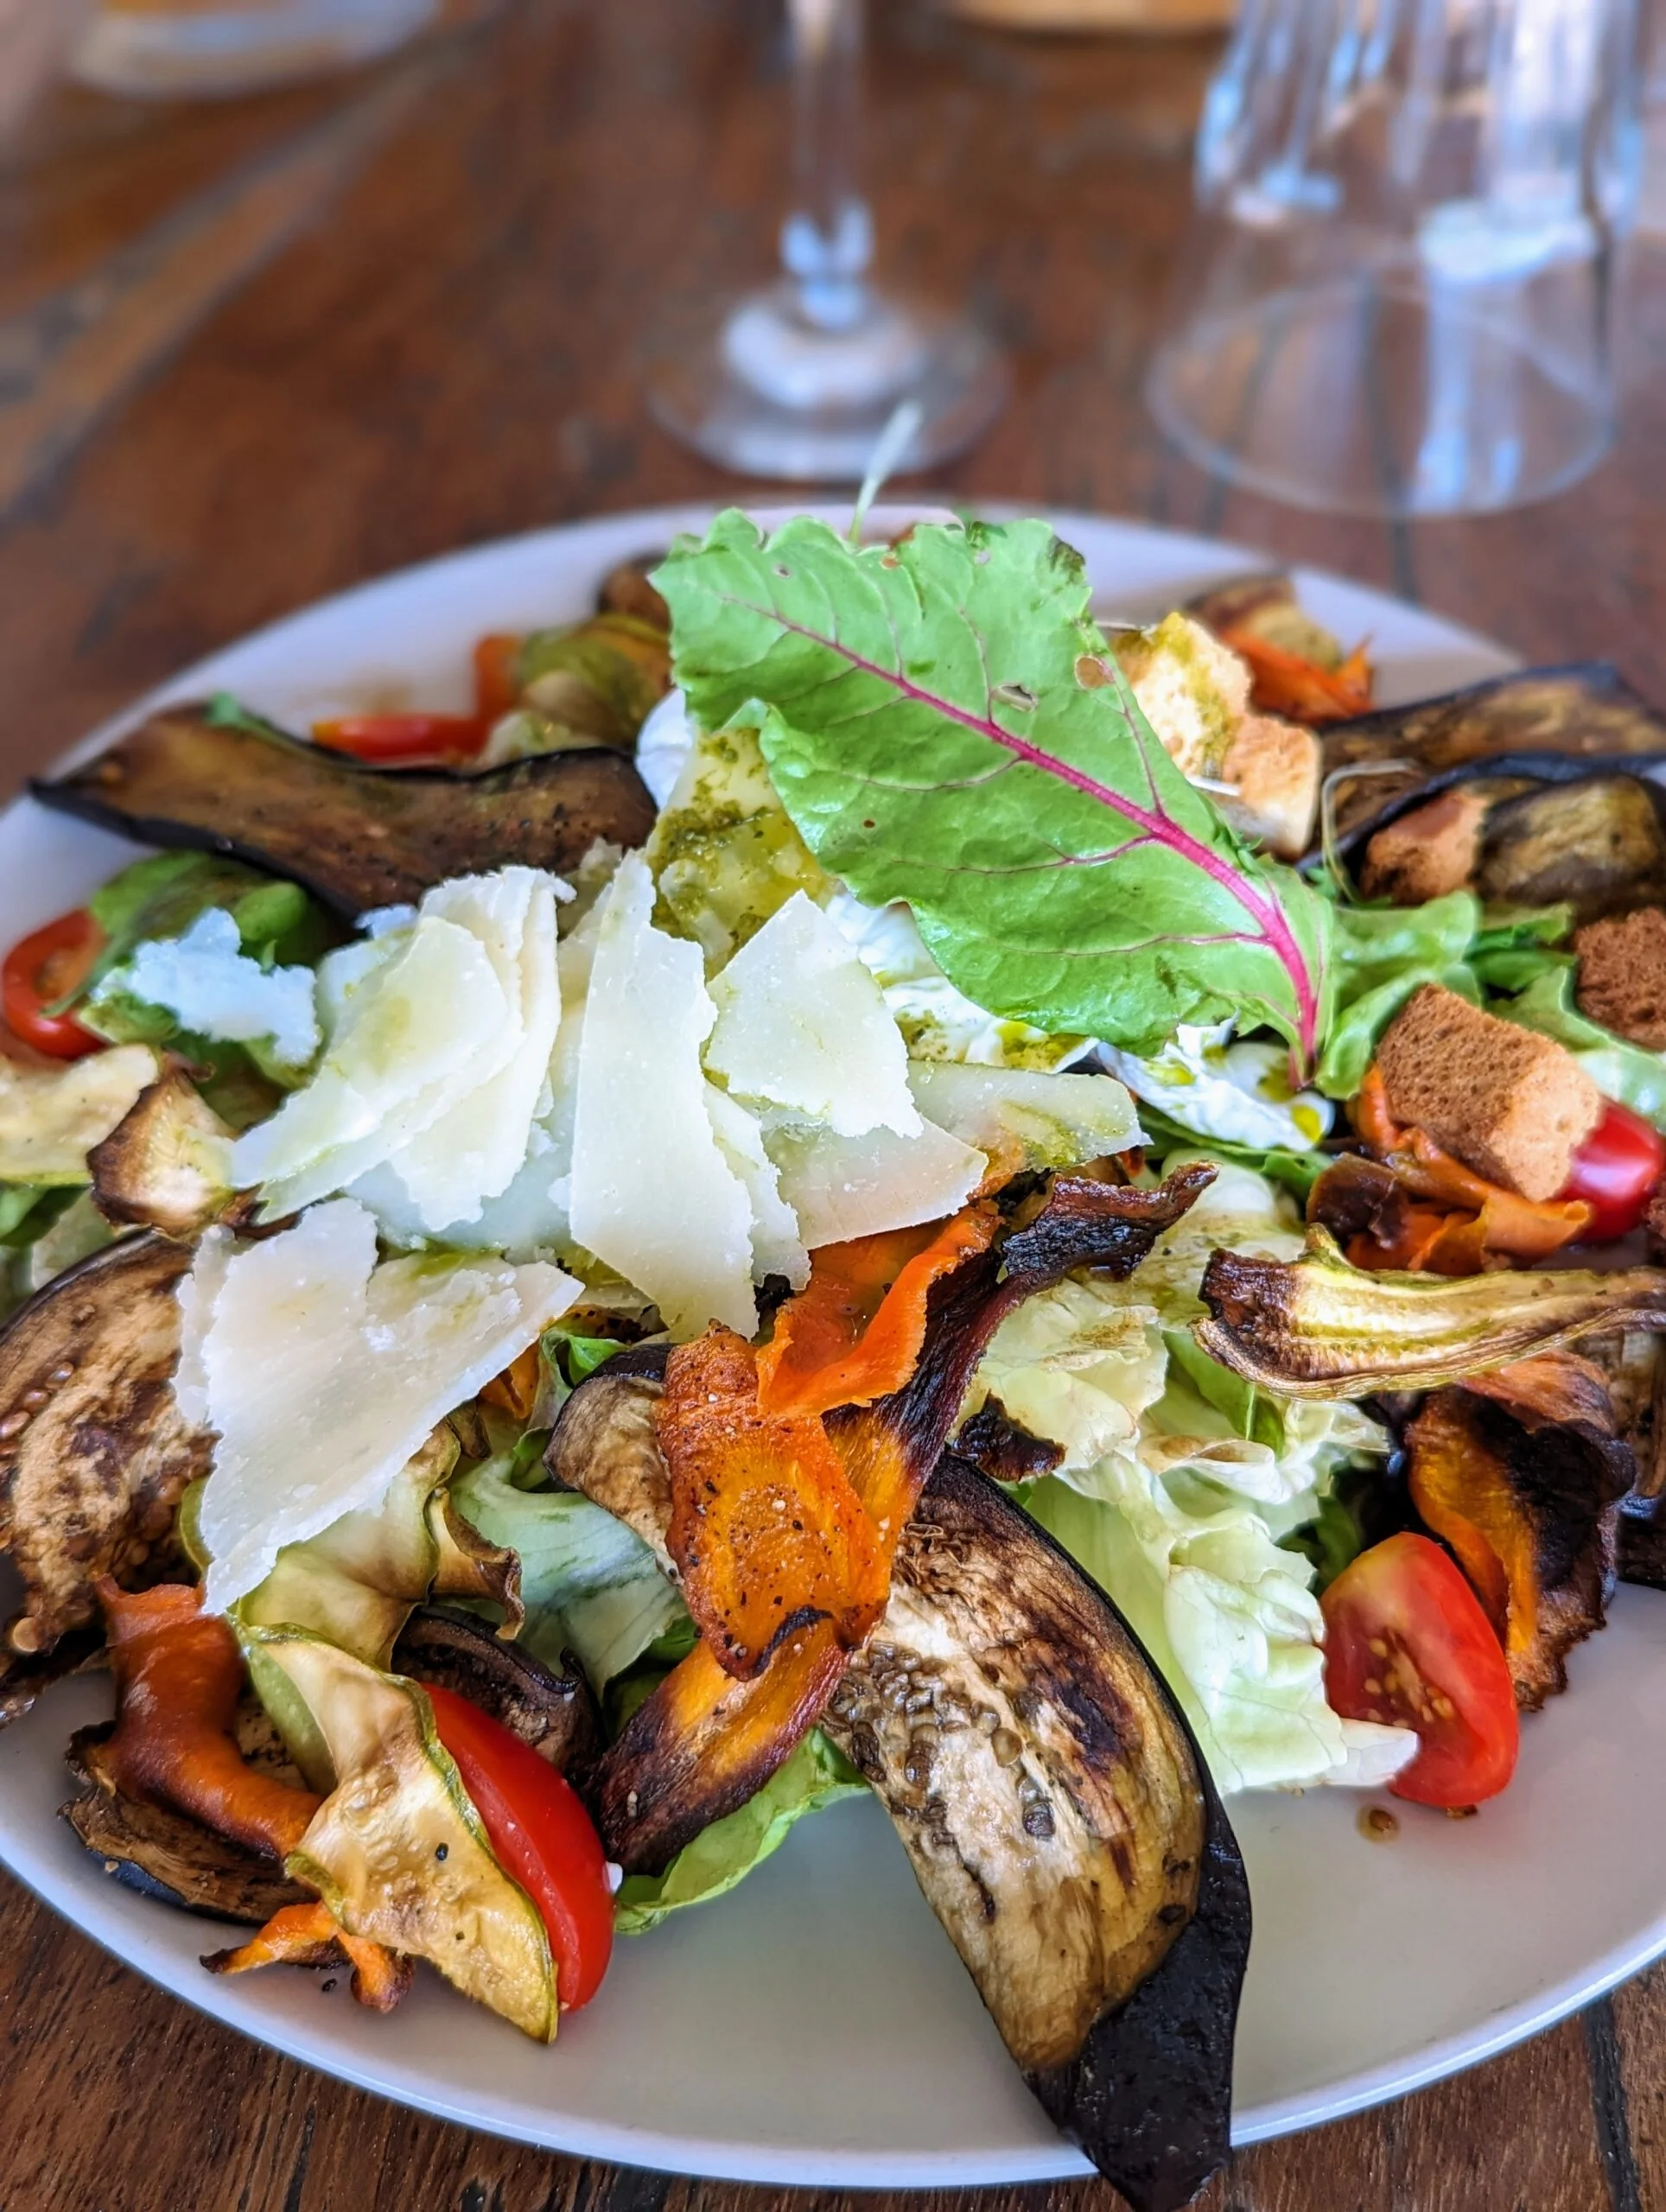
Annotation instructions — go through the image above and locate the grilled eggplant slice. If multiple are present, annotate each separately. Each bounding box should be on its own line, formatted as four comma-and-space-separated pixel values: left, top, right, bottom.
391, 1605, 598, 1776
35, 703, 657, 920
1319, 664, 1666, 855
825, 1454, 1248, 2212
64, 1780, 308, 1923
64, 1695, 311, 1923
0, 1234, 211, 1658
544, 1344, 674, 1572
1474, 775, 1666, 921
87, 1060, 245, 1237
591, 1170, 1217, 1872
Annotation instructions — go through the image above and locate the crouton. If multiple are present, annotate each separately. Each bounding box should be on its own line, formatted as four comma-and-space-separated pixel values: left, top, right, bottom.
1360, 785, 1495, 906
1575, 907, 1666, 1050
1375, 984, 1603, 1202
1114, 612, 1319, 858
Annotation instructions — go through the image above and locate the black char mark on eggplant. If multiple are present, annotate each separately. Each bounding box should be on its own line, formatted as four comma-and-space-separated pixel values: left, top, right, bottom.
824, 1455, 1248, 2212
34, 703, 658, 921
0, 1235, 212, 1671
1318, 663, 1666, 856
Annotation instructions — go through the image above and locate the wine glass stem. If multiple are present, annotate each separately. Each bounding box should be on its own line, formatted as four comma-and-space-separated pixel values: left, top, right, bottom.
781, 0, 873, 334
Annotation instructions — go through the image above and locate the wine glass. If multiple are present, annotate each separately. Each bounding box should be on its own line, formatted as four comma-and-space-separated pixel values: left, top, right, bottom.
645, 0, 1008, 481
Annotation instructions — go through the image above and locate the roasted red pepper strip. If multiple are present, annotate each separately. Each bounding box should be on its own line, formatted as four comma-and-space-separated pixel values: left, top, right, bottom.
755, 1205, 999, 1420
96, 1581, 320, 1859
474, 632, 523, 724
1218, 624, 1374, 724
595, 1169, 1216, 1872
2, 909, 105, 1059
309, 712, 488, 765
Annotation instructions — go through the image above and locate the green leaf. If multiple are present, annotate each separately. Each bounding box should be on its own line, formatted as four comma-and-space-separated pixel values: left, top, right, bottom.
657, 512, 1332, 1065
449, 1452, 685, 1692
79, 849, 329, 1016
1502, 966, 1666, 1128
204, 691, 293, 743
1136, 1107, 1332, 1199
614, 1729, 864, 1935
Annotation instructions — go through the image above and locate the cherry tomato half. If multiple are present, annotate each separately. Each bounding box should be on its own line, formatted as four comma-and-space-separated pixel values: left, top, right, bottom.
1321, 1532, 1518, 1808
310, 713, 487, 766
2, 909, 105, 1058
424, 1680, 614, 2010
1559, 1100, 1666, 1243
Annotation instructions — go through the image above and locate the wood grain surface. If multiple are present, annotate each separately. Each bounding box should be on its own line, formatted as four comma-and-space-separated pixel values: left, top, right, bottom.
0, 3, 1663, 2207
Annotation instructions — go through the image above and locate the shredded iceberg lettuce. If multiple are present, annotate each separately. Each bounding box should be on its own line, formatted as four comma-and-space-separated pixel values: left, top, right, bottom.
969, 1162, 1415, 1794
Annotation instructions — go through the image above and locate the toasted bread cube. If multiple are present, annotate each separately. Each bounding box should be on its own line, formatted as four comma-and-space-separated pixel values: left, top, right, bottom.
1359, 785, 1494, 906
1114, 612, 1319, 859
1375, 984, 1602, 1202
1575, 907, 1666, 1051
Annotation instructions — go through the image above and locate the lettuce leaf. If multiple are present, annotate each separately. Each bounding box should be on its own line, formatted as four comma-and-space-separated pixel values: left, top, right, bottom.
449, 1449, 685, 1692
966, 1160, 1408, 1790
658, 512, 1332, 1065
1500, 966, 1666, 1129
614, 1729, 864, 1934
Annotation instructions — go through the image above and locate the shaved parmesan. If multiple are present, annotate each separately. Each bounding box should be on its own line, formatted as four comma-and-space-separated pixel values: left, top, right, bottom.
706, 892, 921, 1138
569, 853, 757, 1338
0, 1044, 158, 1185
762, 1114, 986, 1249
907, 1063, 1145, 1173
96, 909, 320, 1072
190, 1198, 576, 1612
706, 1086, 809, 1289
232, 868, 567, 1234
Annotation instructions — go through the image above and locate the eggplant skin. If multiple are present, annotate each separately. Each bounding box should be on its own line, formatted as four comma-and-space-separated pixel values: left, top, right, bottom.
391, 1605, 599, 1777
1319, 663, 1666, 854
63, 1700, 311, 1925
35, 704, 657, 920
0, 1235, 212, 1660
823, 1457, 1249, 2212
544, 1350, 675, 1574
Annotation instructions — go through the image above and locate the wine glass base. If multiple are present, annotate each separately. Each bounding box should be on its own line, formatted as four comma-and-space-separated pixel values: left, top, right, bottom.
645, 283, 1008, 481
1147, 277, 1612, 518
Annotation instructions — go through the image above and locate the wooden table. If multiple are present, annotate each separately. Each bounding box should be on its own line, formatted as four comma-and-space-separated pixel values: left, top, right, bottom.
1, 3, 1663, 2206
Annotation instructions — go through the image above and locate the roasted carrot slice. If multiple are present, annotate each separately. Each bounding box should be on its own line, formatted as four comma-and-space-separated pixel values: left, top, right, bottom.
756, 1204, 999, 1420
659, 1329, 889, 1681
1351, 1067, 1591, 1264
591, 1625, 847, 1874
480, 1343, 542, 1421
1218, 624, 1374, 724
96, 1581, 320, 1860
203, 1898, 413, 2012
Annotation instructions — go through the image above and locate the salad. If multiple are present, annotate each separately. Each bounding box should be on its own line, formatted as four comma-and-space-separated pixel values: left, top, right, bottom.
4, 510, 1666, 2212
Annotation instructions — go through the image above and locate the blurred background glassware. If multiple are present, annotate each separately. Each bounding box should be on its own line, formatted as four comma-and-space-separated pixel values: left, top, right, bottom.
1146, 0, 1645, 517
0, 0, 95, 142
72, 0, 438, 99
645, 0, 1008, 480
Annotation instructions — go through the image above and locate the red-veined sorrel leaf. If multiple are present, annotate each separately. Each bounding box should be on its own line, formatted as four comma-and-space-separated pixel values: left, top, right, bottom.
656, 512, 1332, 1066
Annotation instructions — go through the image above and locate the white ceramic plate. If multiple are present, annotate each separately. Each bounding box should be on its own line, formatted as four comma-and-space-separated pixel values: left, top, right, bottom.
2, 503, 1660, 2190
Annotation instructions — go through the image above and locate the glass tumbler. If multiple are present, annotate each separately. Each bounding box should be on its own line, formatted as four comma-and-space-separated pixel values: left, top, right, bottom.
73, 0, 437, 99
1147, 0, 1645, 516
